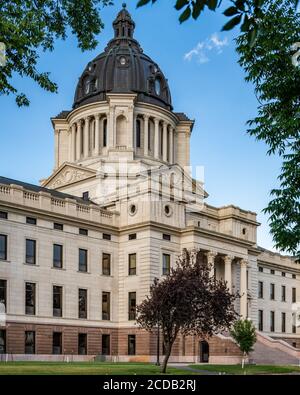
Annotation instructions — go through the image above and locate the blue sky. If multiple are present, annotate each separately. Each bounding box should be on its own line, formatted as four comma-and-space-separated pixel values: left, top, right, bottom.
0, 1, 282, 251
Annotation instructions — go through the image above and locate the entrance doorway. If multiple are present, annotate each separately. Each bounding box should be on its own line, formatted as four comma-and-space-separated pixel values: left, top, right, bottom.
199, 340, 209, 363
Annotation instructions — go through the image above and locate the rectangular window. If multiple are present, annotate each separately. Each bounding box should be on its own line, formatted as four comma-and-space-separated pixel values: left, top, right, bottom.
136, 119, 141, 148
0, 235, 7, 261
103, 233, 111, 241
25, 239, 36, 265
102, 334, 110, 355
292, 274, 296, 279
25, 282, 36, 315
53, 222, 63, 231
292, 288, 296, 304
281, 312, 286, 333
79, 228, 88, 236
53, 286, 63, 317
258, 267, 263, 272
102, 253, 111, 276
79, 249, 88, 272
25, 331, 35, 354
128, 292, 136, 320
282, 272, 286, 277
162, 234, 171, 241
53, 244, 63, 269
0, 330, 6, 354
270, 283, 275, 300
26, 217, 37, 225
258, 281, 263, 298
128, 335, 136, 355
79, 288, 87, 319
129, 233, 137, 240
258, 310, 263, 331
162, 253, 171, 276
270, 311, 275, 332
78, 333, 87, 355
52, 332, 62, 355
281, 285, 286, 302
82, 192, 89, 201
270, 269, 275, 275
0, 280, 6, 311
103, 119, 107, 147
102, 292, 110, 320
128, 254, 137, 276
0, 211, 7, 219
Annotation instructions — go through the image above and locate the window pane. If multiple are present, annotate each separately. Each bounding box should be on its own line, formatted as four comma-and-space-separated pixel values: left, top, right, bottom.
79, 249, 87, 272
26, 239, 36, 265
128, 335, 136, 355
162, 254, 170, 275
0, 280, 7, 311
102, 253, 111, 276
0, 330, 6, 354
25, 283, 36, 315
53, 332, 62, 355
78, 333, 87, 355
102, 292, 110, 320
25, 331, 35, 354
128, 292, 136, 320
102, 334, 110, 355
53, 244, 63, 268
0, 235, 7, 261
79, 289, 87, 319
53, 286, 62, 317
128, 254, 136, 275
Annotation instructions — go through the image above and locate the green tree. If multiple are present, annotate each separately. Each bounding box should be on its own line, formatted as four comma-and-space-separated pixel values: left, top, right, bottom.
230, 319, 257, 368
0, 0, 113, 106
138, 0, 300, 259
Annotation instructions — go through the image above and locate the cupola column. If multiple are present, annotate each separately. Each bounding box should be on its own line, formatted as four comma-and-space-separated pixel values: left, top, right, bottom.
169, 127, 174, 164
163, 122, 168, 162
71, 123, 76, 161
76, 120, 82, 160
154, 118, 160, 159
83, 117, 89, 158
108, 108, 115, 148
143, 115, 149, 156
95, 114, 100, 155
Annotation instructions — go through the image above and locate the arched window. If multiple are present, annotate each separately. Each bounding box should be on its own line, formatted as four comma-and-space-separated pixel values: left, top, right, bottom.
136, 119, 141, 148
103, 119, 107, 147
116, 115, 127, 147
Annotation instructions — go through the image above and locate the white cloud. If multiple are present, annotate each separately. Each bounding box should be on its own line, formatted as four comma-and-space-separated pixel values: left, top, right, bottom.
184, 33, 229, 64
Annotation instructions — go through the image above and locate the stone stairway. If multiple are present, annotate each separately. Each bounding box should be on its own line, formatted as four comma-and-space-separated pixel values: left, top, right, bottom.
249, 339, 300, 365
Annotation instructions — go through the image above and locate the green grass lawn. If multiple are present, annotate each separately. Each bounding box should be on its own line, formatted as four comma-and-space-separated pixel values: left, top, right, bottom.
0, 362, 195, 375
189, 364, 300, 375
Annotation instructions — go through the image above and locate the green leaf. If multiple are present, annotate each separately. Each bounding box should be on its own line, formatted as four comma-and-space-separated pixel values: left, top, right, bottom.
223, 6, 239, 17
136, 0, 152, 7
206, 0, 218, 10
248, 26, 258, 47
192, 0, 206, 19
175, 0, 190, 11
235, 0, 246, 11
179, 6, 191, 23
222, 14, 242, 31
240, 15, 250, 32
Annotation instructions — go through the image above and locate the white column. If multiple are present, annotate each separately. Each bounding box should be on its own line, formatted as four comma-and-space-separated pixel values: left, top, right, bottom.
108, 108, 114, 148
76, 121, 81, 160
169, 127, 174, 163
54, 130, 59, 169
71, 123, 76, 161
240, 259, 248, 318
163, 122, 168, 162
154, 118, 159, 159
206, 251, 217, 278
144, 115, 149, 156
224, 255, 233, 292
95, 114, 100, 155
84, 117, 89, 158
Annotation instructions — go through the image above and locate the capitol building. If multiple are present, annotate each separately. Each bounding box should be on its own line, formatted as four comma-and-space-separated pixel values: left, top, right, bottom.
0, 5, 299, 364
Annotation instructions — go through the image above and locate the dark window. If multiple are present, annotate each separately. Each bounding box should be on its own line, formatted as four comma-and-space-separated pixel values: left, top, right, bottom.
26, 217, 37, 225
102, 334, 110, 355
128, 335, 136, 355
258, 310, 263, 331
258, 281, 263, 298
128, 292, 136, 320
53, 286, 63, 317
258, 267, 263, 272
162, 254, 171, 276
293, 317, 296, 334
102, 253, 111, 276
281, 285, 286, 302
25, 282, 36, 315
79, 249, 88, 272
78, 333, 87, 355
163, 234, 171, 241
52, 332, 62, 355
53, 244, 63, 269
0, 211, 7, 219
25, 331, 35, 354
270, 283, 275, 300
53, 223, 63, 231
281, 312, 286, 333
0, 330, 6, 354
270, 311, 275, 332
270, 269, 275, 275
0, 235, 7, 261
292, 342, 297, 347
292, 274, 296, 279
128, 254, 136, 275
103, 119, 107, 147
82, 192, 89, 201
79, 288, 87, 319
102, 292, 110, 320
129, 233, 137, 240
79, 228, 88, 236
25, 239, 36, 265
0, 280, 7, 311
282, 272, 286, 277
136, 119, 141, 148
292, 287, 296, 304
103, 233, 111, 241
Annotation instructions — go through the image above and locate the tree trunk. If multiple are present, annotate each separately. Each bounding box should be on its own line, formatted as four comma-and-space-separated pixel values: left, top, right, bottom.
161, 343, 172, 374
241, 352, 246, 369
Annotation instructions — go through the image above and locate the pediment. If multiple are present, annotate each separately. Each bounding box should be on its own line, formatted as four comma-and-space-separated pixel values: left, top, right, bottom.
41, 162, 97, 190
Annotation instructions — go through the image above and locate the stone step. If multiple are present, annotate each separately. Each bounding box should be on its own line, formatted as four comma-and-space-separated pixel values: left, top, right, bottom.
250, 340, 300, 365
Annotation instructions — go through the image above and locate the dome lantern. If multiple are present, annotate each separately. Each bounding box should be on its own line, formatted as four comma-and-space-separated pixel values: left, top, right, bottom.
113, 3, 135, 39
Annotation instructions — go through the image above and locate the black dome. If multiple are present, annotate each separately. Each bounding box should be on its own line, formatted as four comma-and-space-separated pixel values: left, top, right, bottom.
73, 4, 172, 111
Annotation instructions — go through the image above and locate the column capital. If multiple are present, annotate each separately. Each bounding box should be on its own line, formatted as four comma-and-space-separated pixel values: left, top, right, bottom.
224, 255, 234, 264
143, 114, 149, 121
154, 117, 160, 125
206, 251, 217, 262
240, 259, 248, 267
